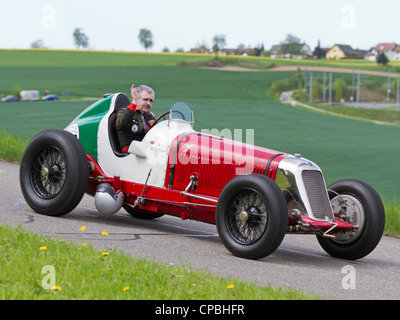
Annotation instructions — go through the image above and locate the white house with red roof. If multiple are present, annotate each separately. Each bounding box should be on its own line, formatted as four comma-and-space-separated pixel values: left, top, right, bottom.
365, 42, 400, 61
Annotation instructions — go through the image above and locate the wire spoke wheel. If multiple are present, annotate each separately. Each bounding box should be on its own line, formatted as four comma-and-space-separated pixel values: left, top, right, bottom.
31, 147, 66, 199
20, 129, 88, 216
216, 174, 287, 260
226, 189, 268, 245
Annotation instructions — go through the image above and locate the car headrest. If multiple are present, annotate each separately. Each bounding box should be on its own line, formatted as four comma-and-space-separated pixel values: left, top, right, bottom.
113, 93, 130, 111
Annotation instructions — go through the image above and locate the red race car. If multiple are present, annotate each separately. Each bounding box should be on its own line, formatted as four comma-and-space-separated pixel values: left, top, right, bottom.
19, 93, 385, 260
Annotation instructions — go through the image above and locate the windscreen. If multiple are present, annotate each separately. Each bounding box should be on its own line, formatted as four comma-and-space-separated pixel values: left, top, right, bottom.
170, 102, 193, 122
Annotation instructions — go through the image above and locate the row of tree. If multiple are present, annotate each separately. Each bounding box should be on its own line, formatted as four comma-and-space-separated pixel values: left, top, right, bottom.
30, 28, 392, 67
30, 28, 259, 55
136, 30, 231, 54
31, 28, 90, 49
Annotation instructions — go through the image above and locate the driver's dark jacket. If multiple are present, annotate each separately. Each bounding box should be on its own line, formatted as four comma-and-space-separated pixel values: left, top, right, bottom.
115, 103, 156, 152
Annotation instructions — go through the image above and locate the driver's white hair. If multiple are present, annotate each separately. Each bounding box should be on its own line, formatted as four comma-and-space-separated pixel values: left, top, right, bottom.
138, 85, 155, 99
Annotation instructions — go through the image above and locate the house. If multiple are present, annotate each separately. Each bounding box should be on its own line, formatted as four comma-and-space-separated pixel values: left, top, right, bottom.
214, 48, 255, 56
364, 43, 400, 61
393, 45, 400, 61
270, 45, 281, 58
221, 48, 236, 55
326, 44, 366, 59
190, 48, 211, 54
269, 43, 312, 59
353, 49, 368, 58
364, 50, 376, 61
241, 48, 257, 56
236, 48, 253, 56
326, 44, 352, 59
374, 42, 396, 53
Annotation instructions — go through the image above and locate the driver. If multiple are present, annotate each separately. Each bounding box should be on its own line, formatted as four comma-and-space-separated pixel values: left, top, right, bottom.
115, 84, 156, 153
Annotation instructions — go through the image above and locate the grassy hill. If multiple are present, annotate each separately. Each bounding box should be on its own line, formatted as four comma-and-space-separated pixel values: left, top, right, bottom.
0, 49, 399, 200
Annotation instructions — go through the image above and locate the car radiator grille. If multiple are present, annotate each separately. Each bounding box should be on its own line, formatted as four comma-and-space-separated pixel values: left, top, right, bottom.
301, 170, 334, 220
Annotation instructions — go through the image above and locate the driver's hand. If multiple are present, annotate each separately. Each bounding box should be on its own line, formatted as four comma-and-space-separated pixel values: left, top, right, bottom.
131, 84, 140, 104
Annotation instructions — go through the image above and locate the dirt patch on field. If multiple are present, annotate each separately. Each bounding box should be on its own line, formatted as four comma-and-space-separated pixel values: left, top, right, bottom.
201, 66, 264, 72
204, 64, 398, 77
268, 65, 398, 77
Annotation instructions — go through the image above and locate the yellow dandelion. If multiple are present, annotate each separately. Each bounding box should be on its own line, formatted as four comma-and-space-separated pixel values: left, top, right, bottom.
123, 286, 130, 292
82, 243, 87, 247
102, 252, 109, 256
80, 226, 87, 231
51, 286, 62, 291
227, 284, 235, 289
101, 231, 109, 236
39, 246, 47, 251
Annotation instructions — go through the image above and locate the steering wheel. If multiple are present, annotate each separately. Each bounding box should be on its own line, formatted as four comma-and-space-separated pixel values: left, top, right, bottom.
152, 110, 170, 127
152, 109, 186, 127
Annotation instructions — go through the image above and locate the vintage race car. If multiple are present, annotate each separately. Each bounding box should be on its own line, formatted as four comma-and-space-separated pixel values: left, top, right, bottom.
19, 93, 385, 260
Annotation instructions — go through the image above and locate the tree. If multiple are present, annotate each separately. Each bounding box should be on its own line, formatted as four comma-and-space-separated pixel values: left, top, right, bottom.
212, 34, 226, 56
138, 28, 153, 51
335, 80, 343, 102
193, 40, 210, 54
312, 79, 320, 101
313, 39, 325, 59
31, 39, 46, 49
376, 52, 389, 66
279, 34, 302, 58
73, 28, 89, 49
254, 43, 265, 57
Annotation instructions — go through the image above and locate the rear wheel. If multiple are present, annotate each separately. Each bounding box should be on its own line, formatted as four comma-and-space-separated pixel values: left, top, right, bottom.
19, 129, 88, 216
216, 174, 287, 259
317, 179, 385, 260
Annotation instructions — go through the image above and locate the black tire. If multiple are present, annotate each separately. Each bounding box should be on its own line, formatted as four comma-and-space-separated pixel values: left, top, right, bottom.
317, 179, 385, 260
216, 174, 287, 259
19, 129, 88, 216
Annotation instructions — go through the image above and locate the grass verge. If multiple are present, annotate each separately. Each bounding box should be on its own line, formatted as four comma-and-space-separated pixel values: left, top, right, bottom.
383, 197, 400, 238
0, 224, 315, 300
0, 130, 28, 162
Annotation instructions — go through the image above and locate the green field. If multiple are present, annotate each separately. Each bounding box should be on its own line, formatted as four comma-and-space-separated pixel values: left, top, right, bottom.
1, 49, 400, 300
0, 49, 399, 202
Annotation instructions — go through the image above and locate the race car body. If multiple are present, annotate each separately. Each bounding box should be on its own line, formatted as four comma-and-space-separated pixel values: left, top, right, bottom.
20, 93, 385, 260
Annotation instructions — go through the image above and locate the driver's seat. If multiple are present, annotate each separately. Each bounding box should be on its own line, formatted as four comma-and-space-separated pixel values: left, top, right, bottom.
108, 93, 130, 157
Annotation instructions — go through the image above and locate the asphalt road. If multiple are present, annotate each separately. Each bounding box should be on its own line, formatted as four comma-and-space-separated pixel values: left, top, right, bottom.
1, 160, 399, 300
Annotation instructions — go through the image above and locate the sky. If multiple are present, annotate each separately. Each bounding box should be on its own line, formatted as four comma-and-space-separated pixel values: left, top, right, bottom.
1, 0, 399, 53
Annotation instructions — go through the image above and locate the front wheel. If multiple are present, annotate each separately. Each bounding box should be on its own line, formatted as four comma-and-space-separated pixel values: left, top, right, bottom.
216, 174, 287, 260
317, 179, 385, 260
19, 129, 88, 216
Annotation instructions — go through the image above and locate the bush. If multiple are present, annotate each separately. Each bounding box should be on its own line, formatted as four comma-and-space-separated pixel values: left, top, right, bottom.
269, 70, 303, 97
11, 86, 23, 99
390, 78, 400, 99
335, 80, 343, 102
312, 79, 320, 101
